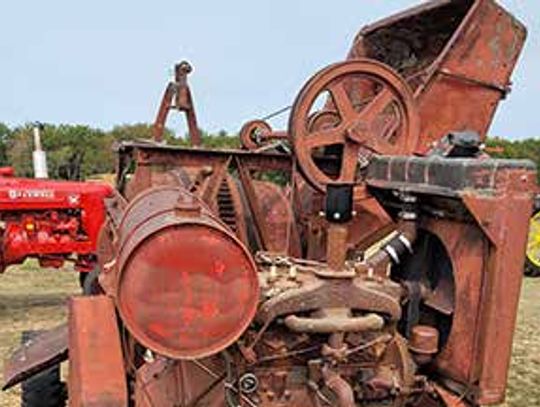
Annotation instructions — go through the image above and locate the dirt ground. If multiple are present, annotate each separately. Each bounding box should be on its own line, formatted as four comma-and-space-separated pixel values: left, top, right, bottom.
0, 263, 539, 406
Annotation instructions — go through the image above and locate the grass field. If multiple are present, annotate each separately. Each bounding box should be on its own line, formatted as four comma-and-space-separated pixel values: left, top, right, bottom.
0, 263, 538, 406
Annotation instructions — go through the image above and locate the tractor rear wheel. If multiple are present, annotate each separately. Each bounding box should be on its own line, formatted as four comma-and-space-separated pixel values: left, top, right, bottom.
525, 210, 540, 277
20, 331, 67, 407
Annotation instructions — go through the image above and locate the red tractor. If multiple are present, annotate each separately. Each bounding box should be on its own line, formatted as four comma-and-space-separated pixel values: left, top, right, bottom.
0, 126, 113, 284
0, 169, 112, 279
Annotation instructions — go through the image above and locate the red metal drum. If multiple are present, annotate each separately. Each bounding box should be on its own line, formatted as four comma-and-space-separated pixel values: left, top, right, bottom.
115, 186, 259, 360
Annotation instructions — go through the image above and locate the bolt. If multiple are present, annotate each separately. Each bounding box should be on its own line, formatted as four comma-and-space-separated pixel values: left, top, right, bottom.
288, 265, 298, 281
268, 265, 278, 282
367, 268, 374, 279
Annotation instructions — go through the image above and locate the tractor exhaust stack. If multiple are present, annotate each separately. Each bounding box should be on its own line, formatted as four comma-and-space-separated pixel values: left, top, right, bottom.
32, 123, 48, 179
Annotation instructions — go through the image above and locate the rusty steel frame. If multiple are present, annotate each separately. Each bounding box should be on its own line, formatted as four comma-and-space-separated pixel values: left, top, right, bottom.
366, 155, 536, 405
153, 61, 202, 145
2, 1, 534, 407
68, 296, 128, 406
348, 0, 526, 153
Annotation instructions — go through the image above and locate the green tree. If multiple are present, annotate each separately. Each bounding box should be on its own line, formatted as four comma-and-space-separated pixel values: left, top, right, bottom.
0, 123, 11, 166
108, 123, 176, 144
197, 129, 240, 149
487, 137, 540, 182
7, 125, 33, 177
4, 122, 540, 183
7, 123, 106, 180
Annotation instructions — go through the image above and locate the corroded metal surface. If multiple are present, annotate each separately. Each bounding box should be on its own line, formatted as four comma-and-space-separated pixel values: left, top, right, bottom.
348, 0, 526, 153
68, 296, 128, 406
240, 120, 288, 150
4, 1, 534, 406
109, 186, 260, 360
153, 61, 201, 145
366, 154, 536, 405
2, 325, 68, 391
252, 180, 302, 256
290, 59, 419, 192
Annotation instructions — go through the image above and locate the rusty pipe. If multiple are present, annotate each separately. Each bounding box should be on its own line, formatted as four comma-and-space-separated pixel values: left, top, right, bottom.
284, 312, 384, 334
322, 367, 355, 407
365, 219, 417, 274
261, 130, 288, 140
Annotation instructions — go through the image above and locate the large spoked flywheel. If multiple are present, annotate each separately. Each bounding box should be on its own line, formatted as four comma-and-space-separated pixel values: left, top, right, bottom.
289, 59, 420, 192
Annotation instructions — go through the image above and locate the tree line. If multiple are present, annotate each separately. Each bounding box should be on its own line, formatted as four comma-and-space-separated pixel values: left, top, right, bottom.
0, 122, 538, 181
485, 138, 540, 177
0, 123, 240, 180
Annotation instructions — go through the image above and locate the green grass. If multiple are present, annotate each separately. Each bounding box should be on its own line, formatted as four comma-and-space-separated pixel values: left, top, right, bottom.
0, 264, 538, 406
0, 263, 78, 407
504, 278, 540, 406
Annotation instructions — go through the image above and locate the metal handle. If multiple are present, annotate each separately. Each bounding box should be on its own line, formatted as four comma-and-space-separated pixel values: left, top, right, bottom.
284, 313, 384, 333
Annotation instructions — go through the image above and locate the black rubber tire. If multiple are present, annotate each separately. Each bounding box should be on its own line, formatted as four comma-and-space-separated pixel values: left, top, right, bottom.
82, 266, 102, 295
78, 271, 88, 289
20, 331, 67, 407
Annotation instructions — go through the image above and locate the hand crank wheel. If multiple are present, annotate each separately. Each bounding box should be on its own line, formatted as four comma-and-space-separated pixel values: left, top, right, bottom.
289, 59, 419, 191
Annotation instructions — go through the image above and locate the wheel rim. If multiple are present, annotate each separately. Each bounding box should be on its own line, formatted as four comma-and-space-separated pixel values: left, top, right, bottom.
526, 211, 540, 267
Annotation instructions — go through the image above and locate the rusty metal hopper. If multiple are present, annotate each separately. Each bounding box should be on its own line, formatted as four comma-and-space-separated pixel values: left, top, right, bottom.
348, 0, 526, 153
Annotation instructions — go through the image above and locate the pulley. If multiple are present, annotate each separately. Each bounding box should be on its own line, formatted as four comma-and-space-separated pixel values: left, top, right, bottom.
289, 59, 419, 191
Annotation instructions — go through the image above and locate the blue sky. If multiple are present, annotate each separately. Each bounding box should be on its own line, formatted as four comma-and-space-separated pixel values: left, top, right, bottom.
0, 0, 537, 140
